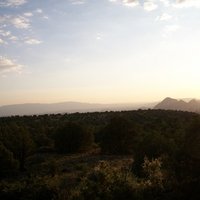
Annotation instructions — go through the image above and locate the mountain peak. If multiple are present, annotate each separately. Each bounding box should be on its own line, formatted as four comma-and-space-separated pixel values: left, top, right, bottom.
188, 99, 198, 104
154, 97, 177, 109
163, 97, 178, 102
154, 97, 200, 112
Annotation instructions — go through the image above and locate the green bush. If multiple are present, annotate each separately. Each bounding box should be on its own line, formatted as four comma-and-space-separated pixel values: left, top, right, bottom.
69, 160, 140, 200
46, 156, 62, 177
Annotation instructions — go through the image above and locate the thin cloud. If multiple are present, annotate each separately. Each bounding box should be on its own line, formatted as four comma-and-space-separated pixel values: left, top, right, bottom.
35, 8, 43, 13
9, 36, 18, 40
1, 74, 8, 78
0, 0, 27, 7
155, 13, 172, 21
72, 1, 85, 4
25, 39, 42, 44
164, 25, 180, 37
0, 25, 7, 28
123, 0, 139, 7
43, 16, 49, 19
0, 15, 30, 29
23, 12, 33, 17
0, 38, 7, 44
0, 56, 22, 73
173, 0, 200, 8
0, 31, 11, 36
109, 0, 139, 7
160, 0, 170, 7
165, 25, 179, 32
96, 33, 102, 40
10, 17, 29, 28
143, 2, 158, 11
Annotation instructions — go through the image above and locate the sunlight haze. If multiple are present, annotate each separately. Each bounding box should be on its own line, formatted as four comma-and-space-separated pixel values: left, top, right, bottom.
0, 0, 200, 106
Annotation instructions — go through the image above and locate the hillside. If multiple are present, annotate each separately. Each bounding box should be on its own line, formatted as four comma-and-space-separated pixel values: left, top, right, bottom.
0, 109, 200, 199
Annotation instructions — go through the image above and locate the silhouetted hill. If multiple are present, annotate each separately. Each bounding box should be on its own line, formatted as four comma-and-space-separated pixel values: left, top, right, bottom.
154, 97, 200, 112
0, 101, 158, 117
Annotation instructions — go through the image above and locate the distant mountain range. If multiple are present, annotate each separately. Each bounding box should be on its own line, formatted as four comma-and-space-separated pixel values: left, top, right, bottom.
0, 101, 157, 117
1, 97, 199, 117
154, 97, 200, 112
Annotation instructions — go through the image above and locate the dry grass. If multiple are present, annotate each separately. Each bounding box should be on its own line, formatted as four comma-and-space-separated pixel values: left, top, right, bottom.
26, 149, 134, 178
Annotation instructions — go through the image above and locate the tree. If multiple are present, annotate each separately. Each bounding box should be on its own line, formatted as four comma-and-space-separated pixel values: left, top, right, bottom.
54, 122, 94, 153
100, 116, 138, 154
132, 132, 177, 177
0, 142, 19, 179
180, 116, 200, 180
13, 127, 35, 171
185, 116, 200, 160
1, 123, 35, 172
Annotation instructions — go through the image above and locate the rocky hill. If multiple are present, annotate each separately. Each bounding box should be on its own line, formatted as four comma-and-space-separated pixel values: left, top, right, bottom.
154, 97, 200, 112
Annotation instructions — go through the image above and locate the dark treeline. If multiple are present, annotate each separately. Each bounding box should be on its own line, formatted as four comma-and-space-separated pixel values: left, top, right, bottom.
0, 109, 200, 199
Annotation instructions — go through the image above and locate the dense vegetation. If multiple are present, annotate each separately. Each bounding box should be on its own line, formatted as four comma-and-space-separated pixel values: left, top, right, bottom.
0, 109, 200, 199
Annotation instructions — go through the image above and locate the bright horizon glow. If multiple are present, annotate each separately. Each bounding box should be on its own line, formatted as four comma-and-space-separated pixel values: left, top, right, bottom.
0, 0, 200, 107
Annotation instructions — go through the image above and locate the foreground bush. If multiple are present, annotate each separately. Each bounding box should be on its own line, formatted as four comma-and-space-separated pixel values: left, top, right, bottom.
68, 158, 166, 200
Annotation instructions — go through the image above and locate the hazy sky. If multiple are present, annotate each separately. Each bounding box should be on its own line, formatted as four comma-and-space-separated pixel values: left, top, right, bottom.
0, 0, 200, 106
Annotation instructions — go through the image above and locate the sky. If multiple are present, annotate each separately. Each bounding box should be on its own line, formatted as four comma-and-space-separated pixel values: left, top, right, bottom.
0, 0, 200, 106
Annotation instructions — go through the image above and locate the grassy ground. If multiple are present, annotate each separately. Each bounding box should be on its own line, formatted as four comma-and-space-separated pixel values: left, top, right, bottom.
26, 149, 134, 178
